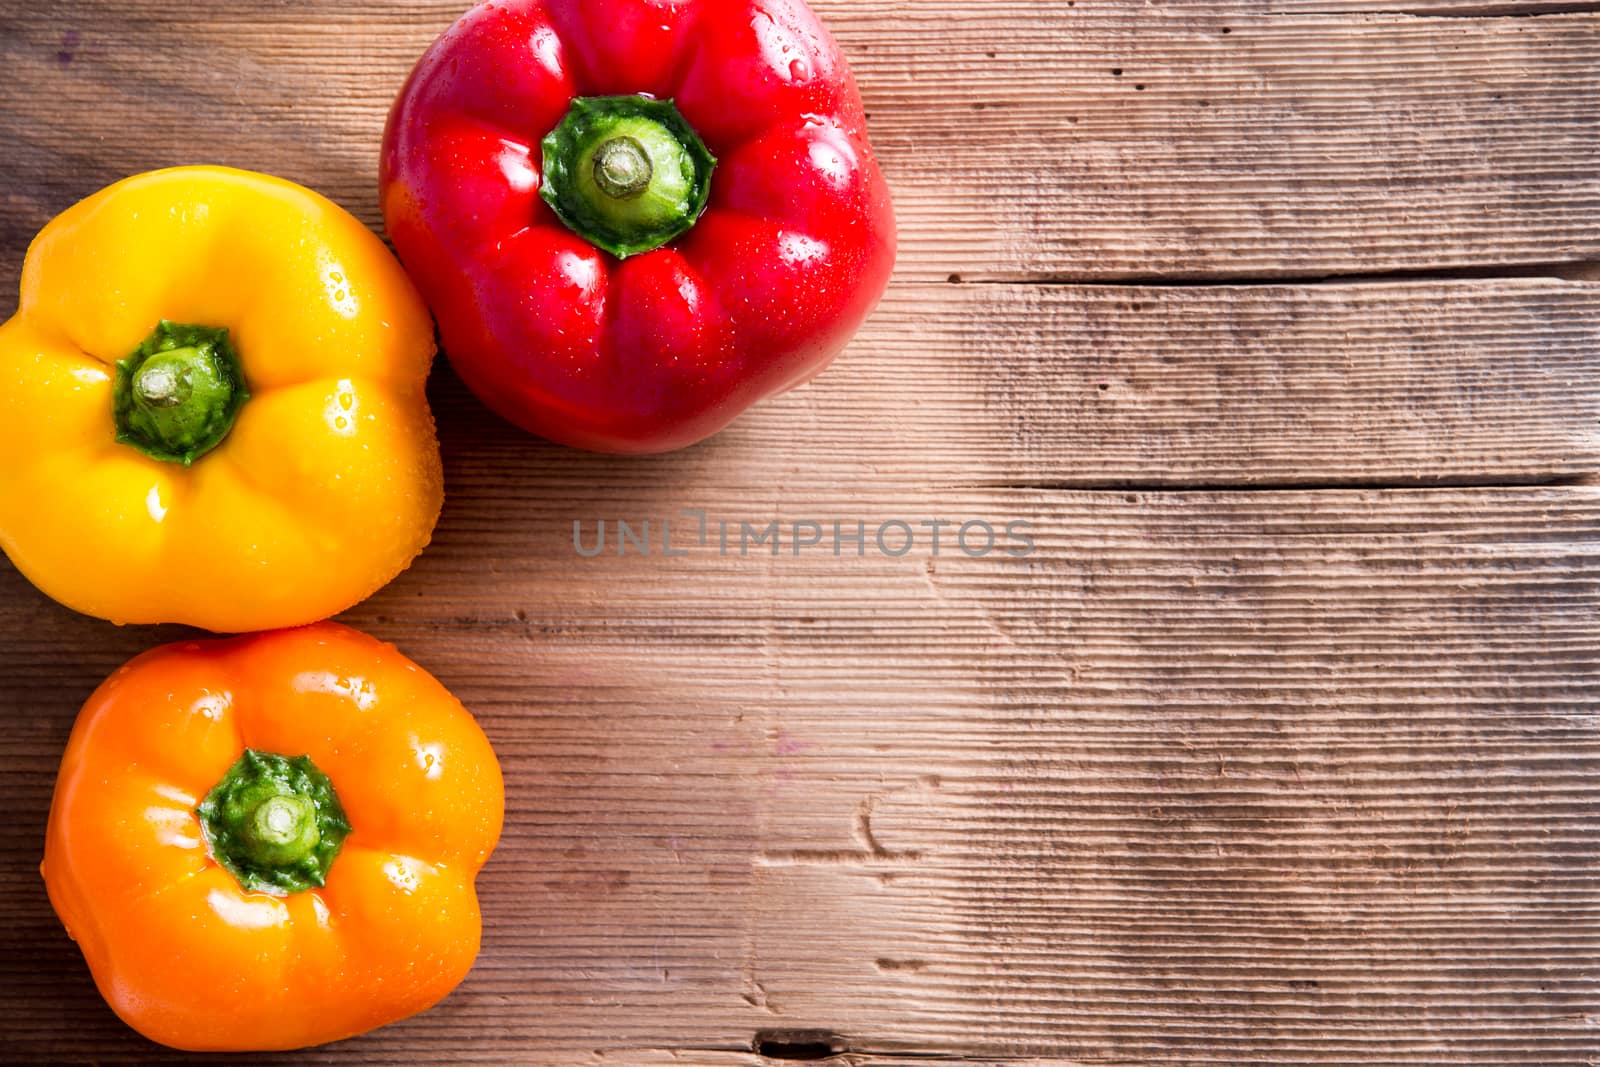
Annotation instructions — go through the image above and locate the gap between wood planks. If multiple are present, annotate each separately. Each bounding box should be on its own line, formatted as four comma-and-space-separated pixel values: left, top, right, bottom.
1307, 3, 1600, 16
940, 259, 1600, 288
960, 475, 1599, 493
609, 1035, 1068, 1063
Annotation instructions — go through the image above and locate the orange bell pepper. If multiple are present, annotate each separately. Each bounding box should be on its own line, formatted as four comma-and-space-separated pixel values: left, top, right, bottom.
41, 623, 504, 1051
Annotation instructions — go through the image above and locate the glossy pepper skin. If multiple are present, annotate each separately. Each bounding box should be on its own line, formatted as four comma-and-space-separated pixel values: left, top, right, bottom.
381, 0, 896, 454
42, 623, 504, 1052
0, 167, 444, 631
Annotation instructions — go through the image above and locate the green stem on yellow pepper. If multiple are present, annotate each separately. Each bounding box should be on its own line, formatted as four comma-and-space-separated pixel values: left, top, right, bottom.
113, 320, 249, 466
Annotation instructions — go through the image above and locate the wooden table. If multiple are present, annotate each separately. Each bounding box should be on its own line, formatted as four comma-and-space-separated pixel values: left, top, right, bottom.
2, 1, 1597, 1063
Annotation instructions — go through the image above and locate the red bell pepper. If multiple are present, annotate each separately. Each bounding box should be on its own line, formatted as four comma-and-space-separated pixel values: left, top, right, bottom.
380, 0, 896, 454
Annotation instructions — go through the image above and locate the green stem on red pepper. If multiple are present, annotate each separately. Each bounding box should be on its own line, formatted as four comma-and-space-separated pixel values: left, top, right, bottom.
197, 749, 351, 895
540, 95, 716, 259
113, 320, 249, 466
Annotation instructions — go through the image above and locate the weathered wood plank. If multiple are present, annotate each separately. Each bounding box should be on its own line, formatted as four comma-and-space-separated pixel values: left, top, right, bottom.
0, 2, 1596, 283
2, 485, 1597, 1064
420, 278, 1600, 489
847, 4, 1600, 281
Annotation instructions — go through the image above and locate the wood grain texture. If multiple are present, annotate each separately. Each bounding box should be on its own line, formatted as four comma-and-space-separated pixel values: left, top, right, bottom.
0, 1, 1598, 282
0, 0, 1597, 1064
2, 482, 1598, 1064
419, 277, 1600, 490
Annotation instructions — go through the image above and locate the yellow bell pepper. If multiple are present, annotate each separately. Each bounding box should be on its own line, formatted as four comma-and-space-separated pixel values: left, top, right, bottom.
0, 167, 443, 632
